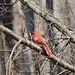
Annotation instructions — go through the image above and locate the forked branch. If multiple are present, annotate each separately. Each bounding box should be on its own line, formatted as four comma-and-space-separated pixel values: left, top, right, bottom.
0, 25, 75, 72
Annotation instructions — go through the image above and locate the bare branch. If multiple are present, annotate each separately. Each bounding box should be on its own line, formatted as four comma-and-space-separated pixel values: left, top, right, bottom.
6, 38, 23, 75
66, 0, 75, 20
0, 25, 75, 72
19, 0, 75, 43
58, 70, 69, 75
40, 58, 48, 72
13, 48, 31, 61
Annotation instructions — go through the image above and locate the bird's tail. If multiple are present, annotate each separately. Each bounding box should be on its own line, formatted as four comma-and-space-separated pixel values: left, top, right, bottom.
43, 44, 52, 55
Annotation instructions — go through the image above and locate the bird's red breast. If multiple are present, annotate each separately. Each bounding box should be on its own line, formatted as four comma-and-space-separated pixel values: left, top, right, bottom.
33, 30, 45, 44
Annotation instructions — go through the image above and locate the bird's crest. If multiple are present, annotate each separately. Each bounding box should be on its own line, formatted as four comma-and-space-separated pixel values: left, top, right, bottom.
34, 30, 38, 35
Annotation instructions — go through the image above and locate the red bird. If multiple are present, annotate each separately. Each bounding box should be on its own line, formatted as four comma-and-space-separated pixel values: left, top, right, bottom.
33, 30, 52, 55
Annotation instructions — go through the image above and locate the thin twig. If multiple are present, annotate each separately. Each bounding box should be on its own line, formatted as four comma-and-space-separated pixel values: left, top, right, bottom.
9, 60, 12, 75
37, 55, 42, 75
51, 61, 59, 73
51, 39, 70, 73
40, 58, 48, 72
66, 0, 75, 20
47, 37, 69, 42
13, 48, 31, 61
6, 38, 23, 75
58, 70, 68, 75
57, 39, 70, 54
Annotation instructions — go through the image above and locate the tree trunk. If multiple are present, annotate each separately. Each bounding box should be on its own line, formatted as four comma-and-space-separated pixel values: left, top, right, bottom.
24, 11, 36, 75
11, 0, 24, 74
0, 20, 6, 75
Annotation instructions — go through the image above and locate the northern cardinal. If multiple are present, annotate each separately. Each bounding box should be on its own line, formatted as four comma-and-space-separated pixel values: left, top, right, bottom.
33, 30, 52, 55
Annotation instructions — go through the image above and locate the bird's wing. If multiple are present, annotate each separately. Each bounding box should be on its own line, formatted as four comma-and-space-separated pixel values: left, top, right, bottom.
34, 36, 45, 44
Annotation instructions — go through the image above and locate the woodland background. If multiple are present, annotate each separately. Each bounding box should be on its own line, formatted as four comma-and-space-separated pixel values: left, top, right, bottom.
0, 0, 75, 75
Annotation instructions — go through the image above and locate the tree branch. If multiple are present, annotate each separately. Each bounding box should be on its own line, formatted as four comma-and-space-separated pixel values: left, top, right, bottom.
0, 25, 75, 72
19, 0, 75, 43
